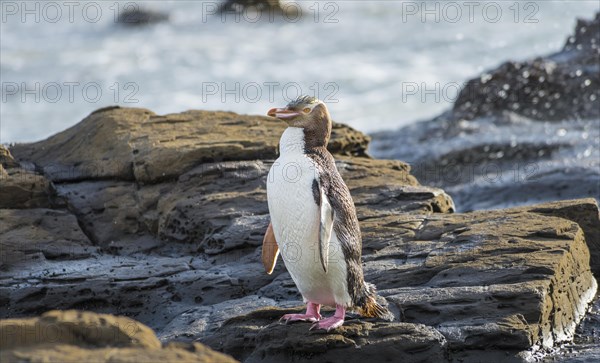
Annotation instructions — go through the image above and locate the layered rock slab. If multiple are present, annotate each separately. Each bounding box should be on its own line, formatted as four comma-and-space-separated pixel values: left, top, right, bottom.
202, 307, 447, 363
7, 107, 451, 254
201, 202, 598, 361
10, 107, 369, 183
2, 107, 452, 338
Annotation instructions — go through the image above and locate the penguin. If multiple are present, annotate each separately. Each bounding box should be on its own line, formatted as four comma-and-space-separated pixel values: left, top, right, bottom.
262, 96, 393, 331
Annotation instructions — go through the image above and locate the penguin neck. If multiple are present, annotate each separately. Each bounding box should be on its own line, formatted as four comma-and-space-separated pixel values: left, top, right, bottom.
279, 127, 306, 155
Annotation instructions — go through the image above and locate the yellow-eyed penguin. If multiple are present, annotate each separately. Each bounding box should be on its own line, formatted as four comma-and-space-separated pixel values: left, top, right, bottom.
262, 96, 393, 331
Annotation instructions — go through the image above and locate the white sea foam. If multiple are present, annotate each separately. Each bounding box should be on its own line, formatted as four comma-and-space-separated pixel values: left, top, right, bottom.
1, 1, 598, 142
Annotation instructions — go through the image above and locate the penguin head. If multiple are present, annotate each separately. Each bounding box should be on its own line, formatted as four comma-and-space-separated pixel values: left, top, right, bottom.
267, 96, 332, 147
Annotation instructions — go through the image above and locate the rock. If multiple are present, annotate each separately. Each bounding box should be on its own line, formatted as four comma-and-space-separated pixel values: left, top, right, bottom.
0, 310, 161, 349
563, 12, 600, 57
454, 13, 599, 121
7, 107, 439, 253
10, 107, 369, 183
0, 145, 51, 209
3, 106, 598, 361
384, 206, 598, 351
159, 296, 300, 342
202, 307, 447, 363
218, 0, 300, 19
0, 310, 237, 363
0, 145, 19, 169
54, 180, 163, 253
0, 209, 97, 271
520, 198, 600, 276
116, 8, 169, 26
370, 13, 600, 213
2, 106, 452, 340
201, 202, 598, 361
546, 290, 600, 362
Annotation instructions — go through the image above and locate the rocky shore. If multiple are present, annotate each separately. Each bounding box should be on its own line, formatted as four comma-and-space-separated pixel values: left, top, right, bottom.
1, 104, 599, 362
371, 13, 599, 214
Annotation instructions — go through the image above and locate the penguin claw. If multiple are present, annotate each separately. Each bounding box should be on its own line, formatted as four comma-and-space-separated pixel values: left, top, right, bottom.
309, 316, 344, 332
279, 313, 321, 324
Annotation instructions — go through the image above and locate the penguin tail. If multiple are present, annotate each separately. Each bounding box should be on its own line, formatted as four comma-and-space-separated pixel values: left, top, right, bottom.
357, 283, 394, 321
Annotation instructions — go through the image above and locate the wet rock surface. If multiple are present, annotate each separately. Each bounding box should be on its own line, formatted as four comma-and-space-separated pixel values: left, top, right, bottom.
200, 200, 598, 362
203, 307, 448, 363
540, 295, 600, 363
2, 106, 599, 362
370, 13, 600, 214
453, 14, 599, 122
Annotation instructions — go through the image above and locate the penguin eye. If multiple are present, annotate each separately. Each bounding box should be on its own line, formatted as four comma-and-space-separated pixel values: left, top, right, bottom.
303, 107, 311, 113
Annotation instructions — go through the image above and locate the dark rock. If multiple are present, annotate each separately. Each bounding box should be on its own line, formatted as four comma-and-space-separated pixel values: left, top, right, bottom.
0, 208, 97, 270
54, 180, 163, 253
454, 13, 599, 121
564, 12, 600, 54
545, 291, 600, 362
218, 0, 300, 19
202, 307, 448, 363
370, 13, 600, 214
116, 8, 169, 27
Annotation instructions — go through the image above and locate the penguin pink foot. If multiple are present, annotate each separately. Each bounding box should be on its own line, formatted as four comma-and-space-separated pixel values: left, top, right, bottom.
280, 302, 322, 323
310, 305, 345, 332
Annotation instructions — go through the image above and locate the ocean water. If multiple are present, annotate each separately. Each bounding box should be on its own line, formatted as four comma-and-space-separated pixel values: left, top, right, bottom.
1, 0, 599, 143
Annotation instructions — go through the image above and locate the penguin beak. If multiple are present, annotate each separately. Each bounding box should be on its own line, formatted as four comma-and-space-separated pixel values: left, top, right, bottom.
267, 108, 301, 120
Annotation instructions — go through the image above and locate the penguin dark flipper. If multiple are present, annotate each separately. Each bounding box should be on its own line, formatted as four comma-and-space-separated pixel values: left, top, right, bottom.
261, 222, 279, 275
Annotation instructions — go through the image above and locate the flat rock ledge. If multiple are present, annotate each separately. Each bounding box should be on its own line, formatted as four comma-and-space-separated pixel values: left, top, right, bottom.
203, 200, 599, 362
1, 107, 598, 362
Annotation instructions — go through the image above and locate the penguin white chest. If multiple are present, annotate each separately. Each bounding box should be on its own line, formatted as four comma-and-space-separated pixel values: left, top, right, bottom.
266, 127, 351, 307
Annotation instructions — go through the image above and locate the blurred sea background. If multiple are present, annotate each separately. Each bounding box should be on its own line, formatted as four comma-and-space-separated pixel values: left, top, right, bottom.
1, 0, 599, 143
